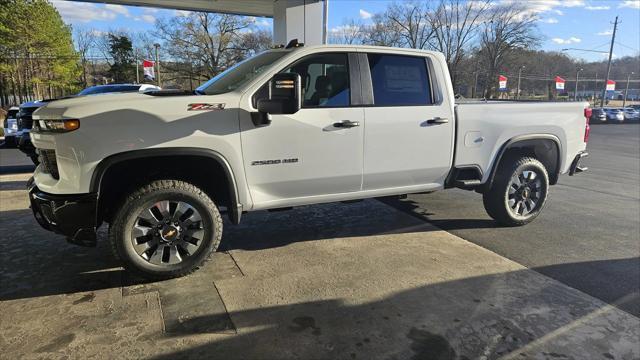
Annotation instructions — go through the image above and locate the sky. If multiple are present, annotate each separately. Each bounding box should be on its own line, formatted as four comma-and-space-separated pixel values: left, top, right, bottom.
51, 0, 640, 62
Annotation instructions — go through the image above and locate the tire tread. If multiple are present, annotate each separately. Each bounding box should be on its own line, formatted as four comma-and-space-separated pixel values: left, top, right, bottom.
483, 156, 549, 227
108, 179, 222, 280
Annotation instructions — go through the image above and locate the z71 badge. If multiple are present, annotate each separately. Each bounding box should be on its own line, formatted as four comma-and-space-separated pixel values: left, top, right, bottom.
187, 103, 225, 111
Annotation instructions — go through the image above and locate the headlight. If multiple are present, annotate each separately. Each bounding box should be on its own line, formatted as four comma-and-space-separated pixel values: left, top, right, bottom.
35, 119, 80, 133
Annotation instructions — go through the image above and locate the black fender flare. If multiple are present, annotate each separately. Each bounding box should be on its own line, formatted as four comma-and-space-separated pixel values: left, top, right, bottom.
90, 148, 241, 224
485, 134, 562, 190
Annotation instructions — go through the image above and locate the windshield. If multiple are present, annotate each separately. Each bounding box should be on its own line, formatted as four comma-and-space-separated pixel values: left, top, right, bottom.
6, 110, 18, 119
78, 85, 141, 95
196, 51, 289, 95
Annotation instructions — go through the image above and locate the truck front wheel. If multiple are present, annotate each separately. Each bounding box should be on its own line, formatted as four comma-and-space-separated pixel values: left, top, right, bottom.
109, 180, 223, 280
483, 157, 549, 226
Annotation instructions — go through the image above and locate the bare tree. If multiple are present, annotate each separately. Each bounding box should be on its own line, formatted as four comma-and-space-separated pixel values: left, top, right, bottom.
74, 28, 96, 87
154, 12, 257, 80
384, 1, 434, 49
478, 2, 540, 97
329, 19, 364, 45
361, 13, 403, 47
429, 0, 491, 87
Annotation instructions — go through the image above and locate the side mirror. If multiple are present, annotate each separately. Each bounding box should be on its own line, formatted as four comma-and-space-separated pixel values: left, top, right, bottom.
254, 73, 301, 126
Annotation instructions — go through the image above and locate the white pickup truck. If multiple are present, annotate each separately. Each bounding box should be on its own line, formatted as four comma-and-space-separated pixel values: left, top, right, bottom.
28, 43, 590, 279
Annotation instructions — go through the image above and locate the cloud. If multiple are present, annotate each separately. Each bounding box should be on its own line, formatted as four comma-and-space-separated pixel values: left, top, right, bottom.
359, 9, 372, 19
585, 5, 610, 10
174, 10, 191, 17
539, 17, 559, 23
551, 37, 581, 44
330, 24, 360, 34
562, 0, 586, 6
596, 29, 613, 35
502, 0, 585, 16
105, 4, 130, 17
247, 16, 270, 27
619, 0, 640, 9
139, 14, 156, 24
51, 0, 118, 23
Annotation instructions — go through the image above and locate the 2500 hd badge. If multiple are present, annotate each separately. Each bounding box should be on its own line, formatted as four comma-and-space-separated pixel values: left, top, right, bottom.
251, 158, 299, 166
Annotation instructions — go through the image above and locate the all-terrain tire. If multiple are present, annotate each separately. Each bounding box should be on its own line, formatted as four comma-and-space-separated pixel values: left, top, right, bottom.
109, 180, 223, 280
483, 156, 549, 226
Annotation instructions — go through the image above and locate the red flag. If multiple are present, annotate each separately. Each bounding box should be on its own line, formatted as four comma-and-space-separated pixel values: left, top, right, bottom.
498, 75, 508, 90
555, 76, 565, 90
143, 60, 155, 80
606, 80, 615, 91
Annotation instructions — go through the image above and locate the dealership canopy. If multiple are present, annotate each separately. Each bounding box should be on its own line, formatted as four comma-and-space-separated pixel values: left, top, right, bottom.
74, 0, 328, 45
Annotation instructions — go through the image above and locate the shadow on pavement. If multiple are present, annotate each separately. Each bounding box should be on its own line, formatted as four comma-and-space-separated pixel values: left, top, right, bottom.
151, 261, 638, 360
219, 200, 439, 252
0, 180, 29, 190
0, 164, 34, 174
0, 199, 437, 301
377, 196, 499, 231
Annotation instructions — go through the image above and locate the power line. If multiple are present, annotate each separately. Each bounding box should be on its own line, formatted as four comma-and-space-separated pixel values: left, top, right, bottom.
616, 41, 639, 52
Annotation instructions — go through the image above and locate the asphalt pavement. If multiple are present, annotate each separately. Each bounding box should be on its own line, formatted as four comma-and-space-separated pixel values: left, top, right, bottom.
1, 125, 638, 319
382, 124, 640, 317
0, 146, 34, 173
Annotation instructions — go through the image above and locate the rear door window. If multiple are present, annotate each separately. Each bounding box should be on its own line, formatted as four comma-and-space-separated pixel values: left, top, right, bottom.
367, 54, 432, 106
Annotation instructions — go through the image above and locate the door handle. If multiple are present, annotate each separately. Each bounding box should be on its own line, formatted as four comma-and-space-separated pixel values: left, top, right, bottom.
426, 117, 449, 124
333, 120, 360, 128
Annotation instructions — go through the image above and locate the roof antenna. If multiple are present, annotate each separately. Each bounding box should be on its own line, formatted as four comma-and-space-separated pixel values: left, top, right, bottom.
285, 39, 304, 49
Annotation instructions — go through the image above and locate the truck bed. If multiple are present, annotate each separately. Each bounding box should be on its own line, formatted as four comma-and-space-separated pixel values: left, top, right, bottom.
453, 101, 589, 183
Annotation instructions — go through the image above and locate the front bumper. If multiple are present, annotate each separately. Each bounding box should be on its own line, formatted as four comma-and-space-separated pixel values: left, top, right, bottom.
569, 151, 589, 176
28, 178, 99, 246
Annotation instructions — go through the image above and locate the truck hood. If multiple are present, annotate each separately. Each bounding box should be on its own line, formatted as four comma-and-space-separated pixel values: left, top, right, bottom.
32, 92, 238, 120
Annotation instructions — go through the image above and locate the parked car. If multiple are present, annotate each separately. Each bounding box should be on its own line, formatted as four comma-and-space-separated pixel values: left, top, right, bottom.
28, 43, 590, 279
2, 106, 19, 147
17, 83, 161, 163
603, 107, 625, 123
77, 83, 160, 96
590, 108, 606, 123
17, 100, 47, 163
622, 107, 640, 121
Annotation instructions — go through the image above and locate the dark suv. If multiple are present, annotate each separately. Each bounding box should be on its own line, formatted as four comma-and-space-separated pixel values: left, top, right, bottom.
590, 108, 606, 123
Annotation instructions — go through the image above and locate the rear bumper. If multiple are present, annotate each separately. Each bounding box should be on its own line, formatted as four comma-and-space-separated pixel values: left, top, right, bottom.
27, 178, 98, 246
569, 151, 589, 176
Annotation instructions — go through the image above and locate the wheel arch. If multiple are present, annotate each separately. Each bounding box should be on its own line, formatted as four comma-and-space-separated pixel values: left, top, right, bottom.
90, 148, 241, 225
485, 134, 562, 191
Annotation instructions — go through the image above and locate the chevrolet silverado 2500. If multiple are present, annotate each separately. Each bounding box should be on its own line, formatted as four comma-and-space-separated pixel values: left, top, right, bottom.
28, 43, 590, 279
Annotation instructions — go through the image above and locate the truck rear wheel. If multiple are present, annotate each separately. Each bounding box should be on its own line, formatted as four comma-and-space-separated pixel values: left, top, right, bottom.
109, 180, 222, 280
483, 156, 549, 226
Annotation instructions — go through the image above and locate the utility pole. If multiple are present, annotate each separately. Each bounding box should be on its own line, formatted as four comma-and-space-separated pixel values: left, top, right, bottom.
575, 68, 583, 101
473, 71, 479, 98
623, 72, 634, 108
154, 43, 161, 87
593, 72, 598, 102
135, 49, 139, 84
600, 16, 618, 108
517, 65, 525, 100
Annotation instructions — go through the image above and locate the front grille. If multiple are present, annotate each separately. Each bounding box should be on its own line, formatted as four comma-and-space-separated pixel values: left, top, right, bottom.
38, 149, 59, 180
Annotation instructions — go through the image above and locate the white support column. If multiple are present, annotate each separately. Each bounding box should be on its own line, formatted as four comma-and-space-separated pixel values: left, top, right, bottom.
273, 0, 325, 46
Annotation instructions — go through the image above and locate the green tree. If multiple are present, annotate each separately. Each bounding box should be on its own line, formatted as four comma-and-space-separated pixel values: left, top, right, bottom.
0, 0, 80, 106
106, 34, 135, 83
